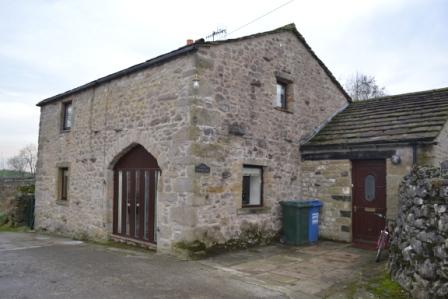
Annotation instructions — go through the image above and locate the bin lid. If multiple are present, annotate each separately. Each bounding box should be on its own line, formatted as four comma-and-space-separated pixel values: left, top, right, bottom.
280, 200, 314, 207
308, 199, 323, 207
280, 200, 323, 208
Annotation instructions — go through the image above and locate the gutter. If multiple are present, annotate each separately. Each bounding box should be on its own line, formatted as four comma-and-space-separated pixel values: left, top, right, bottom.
301, 140, 437, 152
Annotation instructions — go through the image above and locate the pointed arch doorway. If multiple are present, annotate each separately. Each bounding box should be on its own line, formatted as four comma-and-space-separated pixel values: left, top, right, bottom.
112, 145, 160, 244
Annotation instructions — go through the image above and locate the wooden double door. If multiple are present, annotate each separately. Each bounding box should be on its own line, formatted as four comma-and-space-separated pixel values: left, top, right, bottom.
113, 145, 160, 244
352, 160, 386, 247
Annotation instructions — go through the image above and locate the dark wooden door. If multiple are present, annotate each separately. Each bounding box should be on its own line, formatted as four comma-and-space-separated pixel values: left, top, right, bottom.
352, 160, 386, 247
113, 145, 160, 244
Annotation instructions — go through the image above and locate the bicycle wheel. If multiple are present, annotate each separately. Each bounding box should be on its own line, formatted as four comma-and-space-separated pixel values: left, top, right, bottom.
375, 232, 385, 262
375, 247, 382, 262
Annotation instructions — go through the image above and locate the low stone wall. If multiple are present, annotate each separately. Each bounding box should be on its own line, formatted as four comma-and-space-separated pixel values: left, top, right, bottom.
0, 177, 35, 225
389, 167, 448, 298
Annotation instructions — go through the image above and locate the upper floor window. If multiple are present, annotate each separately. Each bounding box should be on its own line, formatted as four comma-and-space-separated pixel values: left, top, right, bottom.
275, 76, 294, 112
62, 101, 73, 131
276, 82, 287, 109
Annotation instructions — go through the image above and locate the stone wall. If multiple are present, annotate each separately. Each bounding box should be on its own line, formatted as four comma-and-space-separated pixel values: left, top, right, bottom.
301, 160, 352, 241
0, 177, 35, 225
35, 28, 348, 252
185, 31, 348, 248
300, 147, 414, 242
389, 167, 448, 299
419, 121, 448, 167
387, 147, 414, 219
35, 53, 198, 249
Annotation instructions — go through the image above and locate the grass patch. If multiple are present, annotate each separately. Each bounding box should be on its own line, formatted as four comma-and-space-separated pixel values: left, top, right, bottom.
323, 264, 408, 299
0, 169, 31, 177
0, 212, 7, 226
0, 224, 30, 232
366, 272, 407, 299
344, 280, 360, 299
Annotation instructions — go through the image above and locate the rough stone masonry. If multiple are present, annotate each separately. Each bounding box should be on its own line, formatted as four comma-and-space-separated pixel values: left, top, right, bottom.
0, 177, 35, 226
34, 25, 348, 253
389, 166, 448, 299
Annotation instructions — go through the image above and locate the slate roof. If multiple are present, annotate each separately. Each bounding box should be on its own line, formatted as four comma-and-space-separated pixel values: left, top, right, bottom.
36, 45, 198, 106
301, 87, 448, 151
37, 23, 350, 106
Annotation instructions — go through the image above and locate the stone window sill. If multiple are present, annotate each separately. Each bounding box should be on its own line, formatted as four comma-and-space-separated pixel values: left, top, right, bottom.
237, 207, 270, 215
60, 129, 71, 134
55, 200, 69, 206
274, 107, 293, 114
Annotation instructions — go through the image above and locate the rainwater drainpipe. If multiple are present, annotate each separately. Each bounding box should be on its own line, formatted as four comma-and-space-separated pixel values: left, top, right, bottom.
412, 144, 418, 165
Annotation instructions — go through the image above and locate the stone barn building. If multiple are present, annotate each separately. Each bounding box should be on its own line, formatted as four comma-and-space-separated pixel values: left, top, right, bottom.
35, 22, 448, 253
35, 24, 349, 252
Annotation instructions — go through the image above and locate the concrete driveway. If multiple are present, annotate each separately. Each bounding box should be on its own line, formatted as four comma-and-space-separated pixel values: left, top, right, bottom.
0, 232, 382, 299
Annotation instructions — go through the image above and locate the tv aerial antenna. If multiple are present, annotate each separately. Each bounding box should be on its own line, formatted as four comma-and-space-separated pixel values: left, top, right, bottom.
205, 28, 227, 41
204, 0, 294, 41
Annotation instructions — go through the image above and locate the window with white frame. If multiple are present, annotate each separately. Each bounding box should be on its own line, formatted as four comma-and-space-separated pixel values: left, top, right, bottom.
276, 82, 287, 109
62, 101, 73, 131
242, 165, 263, 207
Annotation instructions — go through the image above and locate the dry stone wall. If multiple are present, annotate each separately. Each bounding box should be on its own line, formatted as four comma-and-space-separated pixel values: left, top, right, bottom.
0, 177, 35, 225
389, 167, 448, 299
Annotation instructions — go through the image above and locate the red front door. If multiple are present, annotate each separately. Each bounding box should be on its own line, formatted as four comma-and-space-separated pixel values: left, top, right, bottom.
352, 160, 386, 247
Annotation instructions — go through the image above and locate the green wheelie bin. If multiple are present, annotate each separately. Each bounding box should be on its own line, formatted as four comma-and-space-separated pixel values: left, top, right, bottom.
280, 200, 312, 245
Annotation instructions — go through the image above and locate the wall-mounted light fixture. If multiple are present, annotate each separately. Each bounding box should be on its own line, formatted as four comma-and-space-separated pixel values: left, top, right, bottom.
391, 154, 401, 165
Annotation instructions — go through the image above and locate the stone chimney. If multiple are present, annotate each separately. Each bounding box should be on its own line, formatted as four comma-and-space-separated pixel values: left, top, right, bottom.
186, 39, 194, 45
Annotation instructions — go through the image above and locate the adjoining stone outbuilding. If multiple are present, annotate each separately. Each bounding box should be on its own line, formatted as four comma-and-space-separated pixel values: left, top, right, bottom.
300, 88, 448, 247
35, 24, 350, 252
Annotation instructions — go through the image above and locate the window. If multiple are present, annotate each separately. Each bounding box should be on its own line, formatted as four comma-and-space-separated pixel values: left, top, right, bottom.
276, 82, 287, 109
62, 101, 73, 131
242, 166, 263, 207
58, 167, 69, 201
364, 174, 375, 202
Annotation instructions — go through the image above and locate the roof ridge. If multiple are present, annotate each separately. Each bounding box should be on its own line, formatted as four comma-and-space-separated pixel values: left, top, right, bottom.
37, 23, 350, 106
200, 23, 298, 45
37, 44, 198, 106
200, 23, 351, 101
352, 86, 448, 104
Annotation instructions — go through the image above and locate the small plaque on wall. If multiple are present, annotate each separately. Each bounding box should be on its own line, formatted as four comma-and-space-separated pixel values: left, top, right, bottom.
441, 160, 448, 171
195, 163, 211, 174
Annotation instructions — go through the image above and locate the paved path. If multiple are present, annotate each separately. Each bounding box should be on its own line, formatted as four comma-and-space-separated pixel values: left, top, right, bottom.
0, 232, 283, 299
0, 232, 381, 299
201, 241, 380, 299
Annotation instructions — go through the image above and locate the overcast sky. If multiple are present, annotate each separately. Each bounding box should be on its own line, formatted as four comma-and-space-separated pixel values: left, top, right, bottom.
0, 0, 447, 162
